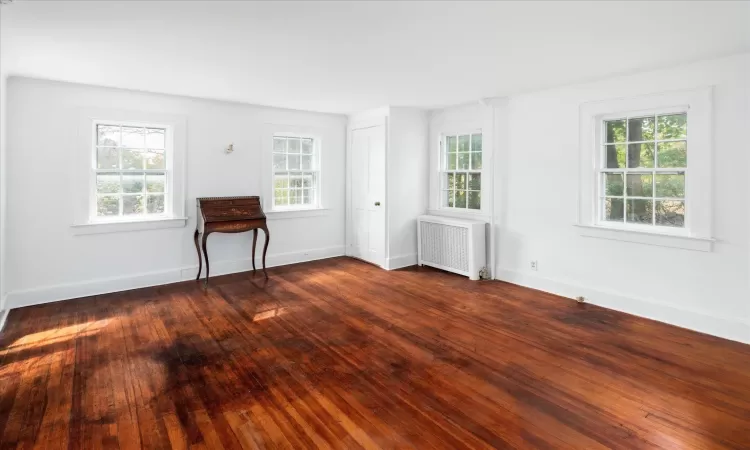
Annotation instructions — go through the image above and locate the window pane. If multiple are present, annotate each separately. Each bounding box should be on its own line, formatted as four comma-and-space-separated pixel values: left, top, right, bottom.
604, 144, 626, 168
656, 200, 685, 227
147, 194, 165, 214
626, 173, 653, 197
122, 194, 144, 215
471, 134, 482, 153
447, 152, 457, 170
301, 139, 313, 154
97, 195, 119, 216
470, 152, 482, 170
626, 199, 653, 224
458, 135, 470, 152
97, 125, 120, 146
446, 136, 457, 153
302, 173, 314, 188
468, 173, 481, 191
603, 173, 623, 196
145, 149, 165, 170
602, 198, 624, 222
458, 153, 470, 170
655, 173, 685, 198
657, 114, 687, 140
444, 190, 454, 208
455, 173, 467, 190
604, 120, 626, 143
97, 147, 119, 169
96, 174, 120, 194
290, 175, 303, 188
627, 143, 654, 168
444, 173, 455, 190
274, 189, 288, 206
289, 190, 301, 205
628, 116, 655, 141
146, 174, 165, 193
301, 155, 313, 170
273, 154, 286, 170
288, 155, 300, 170
455, 190, 467, 208
288, 138, 300, 153
302, 189, 312, 204
122, 149, 144, 170
122, 127, 145, 148
657, 141, 687, 168
274, 175, 289, 188
122, 173, 144, 193
273, 137, 286, 153
146, 128, 165, 149
468, 191, 480, 210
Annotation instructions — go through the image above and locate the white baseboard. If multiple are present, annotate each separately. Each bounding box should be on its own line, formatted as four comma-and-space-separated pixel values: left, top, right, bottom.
496, 267, 750, 345
6, 246, 345, 310
0, 308, 8, 333
386, 253, 417, 270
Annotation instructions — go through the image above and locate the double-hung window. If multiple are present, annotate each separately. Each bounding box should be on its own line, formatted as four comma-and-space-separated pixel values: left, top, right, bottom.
440, 132, 482, 210
93, 122, 171, 219
272, 134, 320, 210
599, 113, 687, 228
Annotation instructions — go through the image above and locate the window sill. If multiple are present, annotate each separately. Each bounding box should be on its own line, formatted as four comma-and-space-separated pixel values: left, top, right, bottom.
71, 216, 188, 235
427, 208, 490, 222
575, 224, 714, 252
265, 208, 330, 220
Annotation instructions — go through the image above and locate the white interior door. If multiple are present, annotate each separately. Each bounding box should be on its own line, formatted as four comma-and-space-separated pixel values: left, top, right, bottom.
350, 125, 386, 267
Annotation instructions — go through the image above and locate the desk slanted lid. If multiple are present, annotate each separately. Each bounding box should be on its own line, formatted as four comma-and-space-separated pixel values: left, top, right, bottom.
196, 196, 266, 222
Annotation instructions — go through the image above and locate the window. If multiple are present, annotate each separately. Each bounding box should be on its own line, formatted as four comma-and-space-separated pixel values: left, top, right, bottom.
272, 135, 320, 210
93, 122, 172, 219
441, 132, 482, 210
599, 113, 687, 228
577, 87, 713, 251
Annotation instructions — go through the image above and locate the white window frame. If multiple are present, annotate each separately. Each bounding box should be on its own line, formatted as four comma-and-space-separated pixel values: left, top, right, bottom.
577, 87, 714, 251
270, 132, 322, 212
261, 123, 328, 218
72, 109, 187, 235
89, 119, 173, 221
437, 129, 484, 212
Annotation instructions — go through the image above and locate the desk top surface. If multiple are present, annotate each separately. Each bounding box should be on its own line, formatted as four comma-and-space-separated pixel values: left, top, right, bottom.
197, 196, 266, 222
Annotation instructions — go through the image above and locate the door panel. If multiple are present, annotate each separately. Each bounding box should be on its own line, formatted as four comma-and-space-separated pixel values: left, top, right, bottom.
350, 125, 385, 267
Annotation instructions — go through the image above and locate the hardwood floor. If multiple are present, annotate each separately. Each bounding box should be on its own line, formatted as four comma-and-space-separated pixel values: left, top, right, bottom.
1, 257, 749, 449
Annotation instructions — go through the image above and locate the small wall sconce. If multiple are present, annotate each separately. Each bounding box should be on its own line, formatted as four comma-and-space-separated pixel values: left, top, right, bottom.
225, 143, 234, 154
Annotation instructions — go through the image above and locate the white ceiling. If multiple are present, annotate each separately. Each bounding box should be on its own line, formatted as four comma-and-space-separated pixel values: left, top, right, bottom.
2, 1, 748, 114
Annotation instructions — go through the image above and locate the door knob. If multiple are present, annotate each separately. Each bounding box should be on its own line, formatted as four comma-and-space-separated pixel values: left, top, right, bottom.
374, 201, 381, 206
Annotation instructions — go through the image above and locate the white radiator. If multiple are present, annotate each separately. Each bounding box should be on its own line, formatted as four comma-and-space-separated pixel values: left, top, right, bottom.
417, 215, 486, 280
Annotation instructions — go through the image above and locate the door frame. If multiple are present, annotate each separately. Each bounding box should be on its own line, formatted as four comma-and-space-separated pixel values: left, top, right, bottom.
345, 112, 388, 268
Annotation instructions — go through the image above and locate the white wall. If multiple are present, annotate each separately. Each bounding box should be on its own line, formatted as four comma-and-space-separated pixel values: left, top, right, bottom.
0, 73, 6, 315
496, 53, 750, 343
6, 77, 347, 307
386, 107, 428, 269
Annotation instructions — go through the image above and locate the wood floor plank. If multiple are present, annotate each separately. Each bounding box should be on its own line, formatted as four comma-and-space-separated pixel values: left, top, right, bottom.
1, 257, 750, 449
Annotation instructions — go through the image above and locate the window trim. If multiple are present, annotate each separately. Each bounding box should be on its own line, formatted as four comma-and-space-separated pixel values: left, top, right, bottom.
578, 87, 714, 251
437, 129, 484, 212
270, 132, 322, 212
73, 109, 187, 234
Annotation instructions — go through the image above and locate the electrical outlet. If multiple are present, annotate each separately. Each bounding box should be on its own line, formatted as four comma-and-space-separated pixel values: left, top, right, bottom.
530, 260, 538, 271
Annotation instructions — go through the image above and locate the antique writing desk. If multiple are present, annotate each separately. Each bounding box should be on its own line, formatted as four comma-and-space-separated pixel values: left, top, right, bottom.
194, 196, 269, 283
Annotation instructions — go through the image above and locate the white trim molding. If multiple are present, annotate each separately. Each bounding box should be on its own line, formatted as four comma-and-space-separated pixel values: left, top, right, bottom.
6, 246, 345, 310
71, 216, 187, 235
496, 267, 750, 345
386, 253, 417, 270
0, 308, 8, 333
577, 86, 714, 251
575, 224, 714, 252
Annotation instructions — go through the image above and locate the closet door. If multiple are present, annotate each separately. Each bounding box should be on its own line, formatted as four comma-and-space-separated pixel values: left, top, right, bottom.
350, 125, 386, 267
